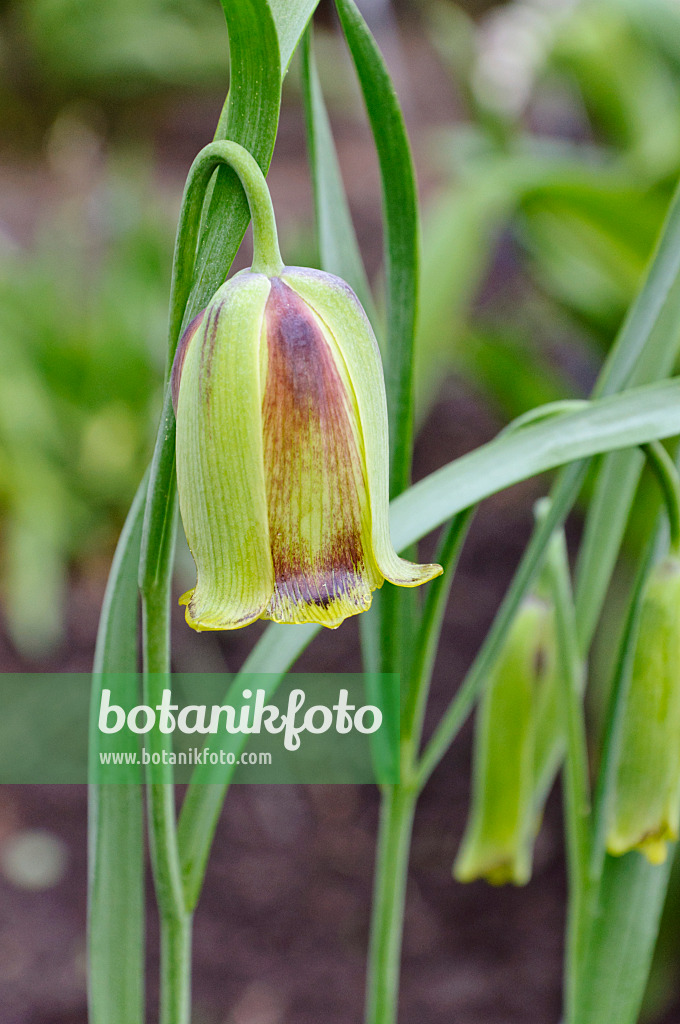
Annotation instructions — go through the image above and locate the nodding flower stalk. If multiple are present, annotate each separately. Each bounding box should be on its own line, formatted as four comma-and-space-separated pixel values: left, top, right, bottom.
171, 143, 441, 631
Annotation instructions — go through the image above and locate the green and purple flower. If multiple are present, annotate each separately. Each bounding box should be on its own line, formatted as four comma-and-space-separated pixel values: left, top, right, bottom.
172, 266, 441, 631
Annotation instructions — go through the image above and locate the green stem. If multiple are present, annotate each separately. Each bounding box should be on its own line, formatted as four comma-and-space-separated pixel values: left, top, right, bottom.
401, 510, 474, 767
365, 513, 473, 1022
167, 140, 283, 371
543, 523, 591, 1017
159, 911, 192, 1024
416, 461, 588, 790
365, 785, 417, 1024
642, 441, 680, 553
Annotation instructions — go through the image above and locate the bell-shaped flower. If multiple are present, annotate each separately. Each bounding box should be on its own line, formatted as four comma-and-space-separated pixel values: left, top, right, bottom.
172, 266, 442, 631
607, 555, 680, 864
454, 595, 558, 886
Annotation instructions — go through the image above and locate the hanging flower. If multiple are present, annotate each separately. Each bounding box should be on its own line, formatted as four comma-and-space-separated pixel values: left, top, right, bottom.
453, 595, 558, 886
172, 266, 442, 631
607, 555, 680, 864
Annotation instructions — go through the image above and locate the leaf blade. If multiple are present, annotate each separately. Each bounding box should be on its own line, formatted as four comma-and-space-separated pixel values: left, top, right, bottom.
335, 0, 418, 496
300, 25, 374, 318
89, 476, 147, 1024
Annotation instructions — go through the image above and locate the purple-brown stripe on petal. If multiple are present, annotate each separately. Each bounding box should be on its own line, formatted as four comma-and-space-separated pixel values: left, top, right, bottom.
262, 278, 373, 623
171, 308, 206, 415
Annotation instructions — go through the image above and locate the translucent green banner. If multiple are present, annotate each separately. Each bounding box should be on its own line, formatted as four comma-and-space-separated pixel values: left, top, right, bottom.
0, 674, 400, 784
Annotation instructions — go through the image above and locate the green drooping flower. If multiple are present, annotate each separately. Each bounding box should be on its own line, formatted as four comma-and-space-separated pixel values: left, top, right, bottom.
607, 555, 680, 865
172, 266, 442, 631
454, 595, 558, 886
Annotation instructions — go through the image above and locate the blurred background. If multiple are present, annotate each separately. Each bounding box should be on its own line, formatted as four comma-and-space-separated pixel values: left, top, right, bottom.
3, 0, 680, 1021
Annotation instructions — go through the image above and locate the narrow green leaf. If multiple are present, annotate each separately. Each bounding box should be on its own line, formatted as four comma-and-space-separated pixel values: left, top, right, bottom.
300, 26, 374, 319
269, 0, 319, 73
334, 0, 419, 689
402, 510, 474, 757
574, 852, 674, 1024
391, 378, 680, 551
89, 476, 147, 1024
335, 0, 418, 496
576, 180, 680, 649
563, 185, 680, 1021
569, 537, 661, 1024
190, 0, 283, 320
411, 378, 680, 787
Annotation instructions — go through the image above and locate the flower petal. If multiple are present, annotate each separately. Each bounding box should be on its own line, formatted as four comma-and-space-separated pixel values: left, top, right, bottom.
171, 309, 206, 416
176, 273, 274, 630
261, 278, 382, 628
281, 268, 442, 588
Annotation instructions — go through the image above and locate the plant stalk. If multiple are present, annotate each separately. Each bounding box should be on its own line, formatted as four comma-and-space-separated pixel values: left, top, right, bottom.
141, 503, 192, 1024
365, 783, 417, 1024
543, 526, 591, 1017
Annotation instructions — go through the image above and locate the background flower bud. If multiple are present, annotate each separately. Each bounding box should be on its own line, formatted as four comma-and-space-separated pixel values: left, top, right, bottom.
454, 595, 558, 886
607, 555, 680, 864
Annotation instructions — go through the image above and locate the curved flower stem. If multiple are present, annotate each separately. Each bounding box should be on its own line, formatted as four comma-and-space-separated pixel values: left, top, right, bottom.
138, 137, 283, 1024
641, 441, 680, 554
167, 140, 283, 371
140, 140, 283, 600
169, 141, 281, 351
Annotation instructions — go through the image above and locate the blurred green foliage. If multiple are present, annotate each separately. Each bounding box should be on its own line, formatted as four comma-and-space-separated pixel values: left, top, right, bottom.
416, 0, 680, 423
0, 0, 228, 115
0, 166, 172, 654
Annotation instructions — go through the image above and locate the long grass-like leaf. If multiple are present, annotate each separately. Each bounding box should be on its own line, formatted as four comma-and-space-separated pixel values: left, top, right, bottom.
334, 0, 419, 689
88, 475, 147, 1024
189, 0, 282, 319
301, 26, 374, 319
575, 181, 680, 649
269, 0, 319, 72
335, 0, 418, 496
391, 379, 680, 549
573, 852, 674, 1024
567, 180, 680, 1024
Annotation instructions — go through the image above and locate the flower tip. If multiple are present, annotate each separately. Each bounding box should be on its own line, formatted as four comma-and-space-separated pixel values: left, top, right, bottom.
453, 849, 530, 887
642, 841, 671, 866
384, 561, 443, 588
607, 826, 675, 865
178, 588, 208, 632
